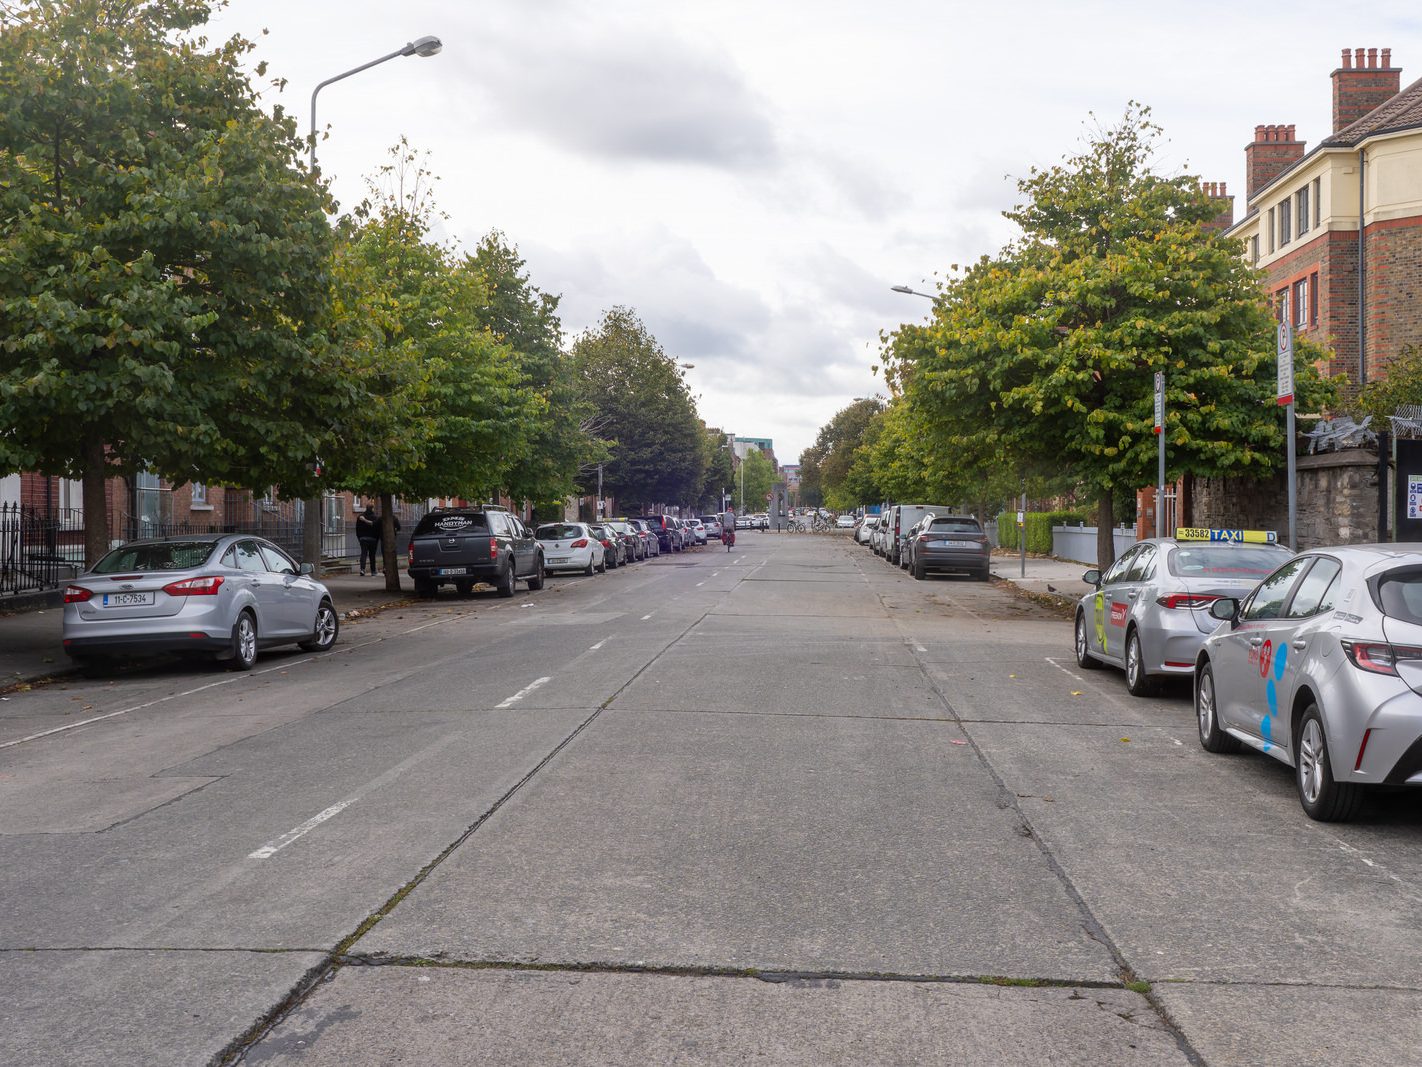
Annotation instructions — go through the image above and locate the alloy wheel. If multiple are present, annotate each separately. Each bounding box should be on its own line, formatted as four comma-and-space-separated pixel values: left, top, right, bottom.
1299, 718, 1325, 805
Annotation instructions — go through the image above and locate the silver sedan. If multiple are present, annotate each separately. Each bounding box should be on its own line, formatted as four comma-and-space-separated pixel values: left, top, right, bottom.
1074, 534, 1294, 696
1195, 545, 1422, 821
62, 534, 338, 672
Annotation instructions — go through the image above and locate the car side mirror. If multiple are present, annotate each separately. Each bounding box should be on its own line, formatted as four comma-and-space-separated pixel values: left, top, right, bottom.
299, 562, 314, 576
1208, 597, 1240, 624
1082, 569, 1100, 587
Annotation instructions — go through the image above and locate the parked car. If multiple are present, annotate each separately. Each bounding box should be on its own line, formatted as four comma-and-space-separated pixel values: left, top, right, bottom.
406, 506, 545, 598
700, 515, 724, 539
535, 522, 606, 575
884, 504, 954, 566
629, 519, 661, 557
1195, 543, 1422, 821
835, 514, 856, 529
62, 534, 338, 672
856, 516, 879, 546
607, 519, 645, 561
1074, 530, 1293, 697
906, 515, 992, 581
687, 519, 708, 545
641, 514, 682, 554
589, 523, 626, 568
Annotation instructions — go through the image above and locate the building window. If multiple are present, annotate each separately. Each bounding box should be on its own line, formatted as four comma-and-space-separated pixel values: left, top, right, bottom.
1250, 234, 1260, 265
1296, 186, 1310, 236
1312, 177, 1321, 228
1293, 278, 1308, 328
1278, 199, 1292, 245
1267, 208, 1276, 253
191, 481, 207, 506
1310, 271, 1319, 326
1275, 290, 1288, 321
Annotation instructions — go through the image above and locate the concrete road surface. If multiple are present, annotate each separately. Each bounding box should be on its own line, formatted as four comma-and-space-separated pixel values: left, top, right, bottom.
2, 534, 1419, 1065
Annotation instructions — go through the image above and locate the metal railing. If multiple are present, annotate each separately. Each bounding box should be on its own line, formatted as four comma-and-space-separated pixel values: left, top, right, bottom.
0, 503, 85, 596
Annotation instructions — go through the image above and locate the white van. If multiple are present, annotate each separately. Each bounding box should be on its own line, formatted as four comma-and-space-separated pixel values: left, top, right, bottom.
884, 504, 954, 567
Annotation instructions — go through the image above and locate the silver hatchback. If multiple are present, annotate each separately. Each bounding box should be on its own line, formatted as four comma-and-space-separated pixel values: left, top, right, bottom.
62, 535, 338, 671
1195, 544, 1422, 821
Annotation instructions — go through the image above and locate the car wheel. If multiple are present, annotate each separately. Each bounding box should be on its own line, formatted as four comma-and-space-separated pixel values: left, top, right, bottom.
1124, 629, 1160, 697
299, 600, 339, 652
414, 578, 438, 598
913, 557, 926, 581
1195, 662, 1242, 753
1073, 612, 1103, 670
1296, 705, 1364, 822
228, 611, 258, 671
527, 555, 546, 590
584, 558, 596, 576
496, 559, 516, 598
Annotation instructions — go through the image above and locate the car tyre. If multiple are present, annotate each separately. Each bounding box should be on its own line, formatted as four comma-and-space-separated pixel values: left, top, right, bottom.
913, 557, 926, 581
527, 555, 546, 591
414, 578, 438, 598
1195, 662, 1242, 753
1296, 705, 1364, 822
228, 611, 258, 672
1124, 629, 1160, 697
496, 559, 516, 598
1074, 612, 1103, 670
584, 558, 596, 576
299, 600, 339, 652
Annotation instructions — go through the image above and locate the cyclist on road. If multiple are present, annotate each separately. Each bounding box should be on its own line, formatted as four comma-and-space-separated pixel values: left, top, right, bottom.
722, 508, 736, 550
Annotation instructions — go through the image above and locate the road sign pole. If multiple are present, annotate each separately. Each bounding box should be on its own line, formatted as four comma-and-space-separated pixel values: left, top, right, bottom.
1019, 487, 1027, 578
1278, 321, 1297, 550
1155, 371, 1165, 539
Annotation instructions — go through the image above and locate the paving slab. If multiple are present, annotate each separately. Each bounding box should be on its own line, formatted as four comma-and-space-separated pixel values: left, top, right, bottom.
0, 949, 325, 1067
357, 709, 1117, 981
244, 966, 1190, 1066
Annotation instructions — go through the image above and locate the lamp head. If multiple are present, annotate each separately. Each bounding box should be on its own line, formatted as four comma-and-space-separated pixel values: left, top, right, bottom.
890, 285, 914, 294
408, 35, 443, 58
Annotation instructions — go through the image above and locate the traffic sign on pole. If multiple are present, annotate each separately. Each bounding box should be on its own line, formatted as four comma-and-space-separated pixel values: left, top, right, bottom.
1278, 320, 1297, 548
1277, 321, 1295, 406
1155, 372, 1165, 538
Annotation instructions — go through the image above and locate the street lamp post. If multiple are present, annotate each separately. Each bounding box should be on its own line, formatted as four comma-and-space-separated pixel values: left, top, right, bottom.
890, 284, 939, 302
300, 35, 443, 575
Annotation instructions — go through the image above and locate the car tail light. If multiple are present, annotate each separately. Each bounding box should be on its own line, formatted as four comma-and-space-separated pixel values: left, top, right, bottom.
407, 542, 414, 566
64, 585, 92, 604
162, 575, 225, 596
1354, 728, 1374, 771
1341, 640, 1422, 676
917, 534, 932, 543
571, 538, 589, 548
1156, 593, 1220, 610
490, 537, 498, 557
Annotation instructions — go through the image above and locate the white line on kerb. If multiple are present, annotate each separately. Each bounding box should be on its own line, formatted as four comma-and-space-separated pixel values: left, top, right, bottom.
496, 676, 551, 709
590, 639, 608, 651
249, 797, 358, 859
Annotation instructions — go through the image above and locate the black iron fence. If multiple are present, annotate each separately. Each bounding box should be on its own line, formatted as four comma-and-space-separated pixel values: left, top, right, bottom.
0, 503, 86, 596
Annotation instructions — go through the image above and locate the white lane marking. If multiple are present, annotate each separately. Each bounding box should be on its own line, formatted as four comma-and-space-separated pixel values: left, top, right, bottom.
713, 572, 721, 577
249, 797, 358, 859
1044, 657, 1086, 683
590, 639, 608, 651
641, 614, 653, 621
913, 643, 927, 653
496, 676, 551, 709
0, 676, 239, 751
696, 582, 705, 587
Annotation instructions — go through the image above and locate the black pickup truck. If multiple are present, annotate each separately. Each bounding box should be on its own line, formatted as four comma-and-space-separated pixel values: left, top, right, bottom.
406, 507, 545, 598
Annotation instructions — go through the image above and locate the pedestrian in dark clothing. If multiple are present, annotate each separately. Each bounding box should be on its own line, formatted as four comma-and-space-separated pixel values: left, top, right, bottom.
356, 504, 379, 576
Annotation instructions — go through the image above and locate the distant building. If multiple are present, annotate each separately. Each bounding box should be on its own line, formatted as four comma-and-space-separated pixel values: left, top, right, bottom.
732, 436, 774, 461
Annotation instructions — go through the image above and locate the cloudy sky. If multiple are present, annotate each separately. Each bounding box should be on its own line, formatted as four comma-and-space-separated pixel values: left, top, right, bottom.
207, 0, 1421, 463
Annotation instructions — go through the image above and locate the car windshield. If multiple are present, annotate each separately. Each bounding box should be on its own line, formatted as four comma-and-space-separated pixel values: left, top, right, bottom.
1375, 568, 1422, 624
1168, 545, 1291, 577
536, 524, 582, 540
929, 519, 982, 534
93, 541, 218, 573
413, 512, 489, 536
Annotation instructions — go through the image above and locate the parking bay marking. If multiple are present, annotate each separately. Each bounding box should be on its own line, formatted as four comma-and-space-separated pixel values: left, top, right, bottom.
1044, 656, 1086, 683
590, 639, 609, 651
249, 797, 358, 859
496, 676, 551, 709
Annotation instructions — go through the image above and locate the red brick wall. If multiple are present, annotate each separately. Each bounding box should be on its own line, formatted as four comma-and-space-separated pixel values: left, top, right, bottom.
1331, 49, 1400, 133
1245, 126, 1305, 199
1364, 216, 1422, 381
1260, 228, 1359, 385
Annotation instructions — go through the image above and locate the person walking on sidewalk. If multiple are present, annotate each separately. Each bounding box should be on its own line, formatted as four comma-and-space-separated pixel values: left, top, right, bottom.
355, 504, 379, 576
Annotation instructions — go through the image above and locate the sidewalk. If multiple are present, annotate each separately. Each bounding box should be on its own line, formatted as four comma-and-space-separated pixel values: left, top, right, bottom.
0, 569, 417, 689
989, 552, 1096, 600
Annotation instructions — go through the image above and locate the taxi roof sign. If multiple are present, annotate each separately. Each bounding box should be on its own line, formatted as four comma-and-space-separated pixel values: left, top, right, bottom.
1175, 527, 1278, 545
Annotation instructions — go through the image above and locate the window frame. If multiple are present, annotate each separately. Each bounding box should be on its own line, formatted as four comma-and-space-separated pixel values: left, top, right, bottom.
1296, 185, 1310, 237
1278, 198, 1292, 245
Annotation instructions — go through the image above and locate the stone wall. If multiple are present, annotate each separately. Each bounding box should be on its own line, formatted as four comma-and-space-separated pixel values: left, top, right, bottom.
1188, 448, 1381, 548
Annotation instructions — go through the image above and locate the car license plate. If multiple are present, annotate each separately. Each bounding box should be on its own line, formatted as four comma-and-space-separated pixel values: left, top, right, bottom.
947, 540, 980, 548
549, 557, 570, 564
103, 592, 154, 607
437, 567, 468, 576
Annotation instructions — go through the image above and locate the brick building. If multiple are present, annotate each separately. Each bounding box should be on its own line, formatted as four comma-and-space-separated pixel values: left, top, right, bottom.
1226, 47, 1422, 387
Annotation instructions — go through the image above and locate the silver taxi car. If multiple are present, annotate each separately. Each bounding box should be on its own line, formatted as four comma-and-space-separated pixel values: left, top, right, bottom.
1195, 545, 1422, 821
1074, 529, 1293, 696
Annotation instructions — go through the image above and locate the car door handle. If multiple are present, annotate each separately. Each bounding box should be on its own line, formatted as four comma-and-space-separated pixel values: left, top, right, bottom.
1292, 640, 1308, 652
1249, 637, 1263, 647
1125, 592, 1138, 600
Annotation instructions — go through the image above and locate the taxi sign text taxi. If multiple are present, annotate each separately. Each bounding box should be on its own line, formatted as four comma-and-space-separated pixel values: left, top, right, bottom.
1175, 527, 1278, 544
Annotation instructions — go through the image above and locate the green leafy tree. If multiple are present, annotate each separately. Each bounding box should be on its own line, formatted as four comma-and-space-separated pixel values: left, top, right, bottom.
737, 448, 775, 511
697, 425, 735, 511
805, 396, 886, 510
0, 0, 334, 562
1355, 344, 1422, 426
888, 106, 1335, 567
569, 307, 705, 510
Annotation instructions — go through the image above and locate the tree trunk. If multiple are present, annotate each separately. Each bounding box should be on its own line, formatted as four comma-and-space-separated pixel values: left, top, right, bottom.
82, 441, 110, 567
1096, 489, 1116, 572
302, 495, 323, 578
381, 492, 402, 593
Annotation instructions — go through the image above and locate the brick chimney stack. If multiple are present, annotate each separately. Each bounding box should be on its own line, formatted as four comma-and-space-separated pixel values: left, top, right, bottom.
1201, 181, 1234, 232
1332, 46, 1401, 133
1244, 125, 1305, 199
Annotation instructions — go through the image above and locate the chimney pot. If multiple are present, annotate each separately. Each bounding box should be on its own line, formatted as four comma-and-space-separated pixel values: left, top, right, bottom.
1355, 47, 1365, 68
1382, 48, 1392, 68
1254, 124, 1267, 140
1368, 47, 1378, 68
1220, 181, 1227, 196
1342, 48, 1352, 69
